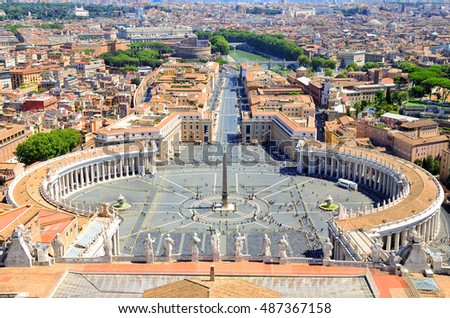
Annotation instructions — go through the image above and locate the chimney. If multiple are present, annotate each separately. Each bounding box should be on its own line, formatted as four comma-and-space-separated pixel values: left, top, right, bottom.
210, 265, 215, 282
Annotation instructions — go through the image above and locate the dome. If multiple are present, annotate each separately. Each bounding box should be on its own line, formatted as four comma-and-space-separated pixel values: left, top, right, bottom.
367, 19, 382, 27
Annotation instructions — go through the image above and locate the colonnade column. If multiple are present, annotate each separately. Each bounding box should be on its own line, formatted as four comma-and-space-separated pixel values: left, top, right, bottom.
394, 232, 400, 251
90, 164, 95, 184
80, 167, 84, 188
385, 235, 392, 251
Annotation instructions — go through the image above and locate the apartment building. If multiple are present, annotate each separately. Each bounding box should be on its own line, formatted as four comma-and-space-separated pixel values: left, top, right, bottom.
357, 117, 448, 162
0, 124, 32, 162
324, 116, 356, 145
10, 68, 42, 89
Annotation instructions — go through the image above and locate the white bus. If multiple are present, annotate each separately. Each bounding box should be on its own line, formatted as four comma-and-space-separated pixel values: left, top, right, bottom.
338, 178, 358, 191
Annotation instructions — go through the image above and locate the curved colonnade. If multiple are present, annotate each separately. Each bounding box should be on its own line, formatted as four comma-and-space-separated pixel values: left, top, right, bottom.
7, 142, 443, 263
7, 144, 156, 216
297, 142, 444, 261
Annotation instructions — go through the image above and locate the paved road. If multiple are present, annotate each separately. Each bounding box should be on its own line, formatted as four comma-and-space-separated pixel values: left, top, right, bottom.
215, 69, 240, 144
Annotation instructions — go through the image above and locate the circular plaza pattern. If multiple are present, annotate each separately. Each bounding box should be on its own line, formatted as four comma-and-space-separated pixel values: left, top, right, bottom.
6, 142, 444, 261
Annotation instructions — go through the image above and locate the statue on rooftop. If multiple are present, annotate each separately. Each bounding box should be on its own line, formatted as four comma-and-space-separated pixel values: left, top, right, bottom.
323, 238, 333, 261
191, 232, 201, 258
263, 234, 271, 257
51, 233, 64, 259
143, 233, 156, 263
278, 235, 289, 259
234, 232, 245, 257
371, 238, 382, 263
163, 233, 175, 259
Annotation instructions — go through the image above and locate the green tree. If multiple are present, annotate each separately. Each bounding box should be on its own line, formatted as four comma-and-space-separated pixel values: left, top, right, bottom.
311, 56, 325, 72
298, 55, 311, 67
120, 66, 138, 73
336, 71, 348, 78
386, 87, 392, 104
421, 155, 440, 175
361, 62, 379, 72
346, 62, 360, 71
422, 77, 450, 102
131, 78, 141, 86
15, 129, 81, 165
391, 91, 409, 105
215, 57, 228, 65
209, 35, 230, 55
398, 61, 420, 73
323, 59, 337, 70
324, 68, 334, 77
353, 101, 362, 116
414, 159, 423, 167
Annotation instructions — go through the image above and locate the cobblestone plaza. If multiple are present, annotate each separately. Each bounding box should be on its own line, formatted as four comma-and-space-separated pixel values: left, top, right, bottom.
66, 144, 382, 258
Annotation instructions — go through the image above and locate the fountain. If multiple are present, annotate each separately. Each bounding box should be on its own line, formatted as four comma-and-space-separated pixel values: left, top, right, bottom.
319, 194, 338, 211
112, 194, 132, 212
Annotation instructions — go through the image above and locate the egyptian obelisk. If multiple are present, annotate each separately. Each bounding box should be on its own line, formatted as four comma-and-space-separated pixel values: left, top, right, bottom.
221, 150, 228, 208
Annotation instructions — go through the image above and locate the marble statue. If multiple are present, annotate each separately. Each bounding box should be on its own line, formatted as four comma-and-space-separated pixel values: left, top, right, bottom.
191, 232, 201, 258
371, 238, 382, 263
278, 235, 288, 259
143, 234, 156, 263
163, 234, 175, 258
234, 232, 245, 257
210, 229, 221, 260
34, 241, 50, 263
263, 234, 271, 257
323, 238, 333, 261
51, 233, 64, 259
103, 233, 112, 257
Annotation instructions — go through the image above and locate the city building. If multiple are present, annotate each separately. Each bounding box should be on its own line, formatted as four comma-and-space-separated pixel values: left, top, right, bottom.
10, 69, 42, 90
0, 124, 31, 162
357, 117, 449, 162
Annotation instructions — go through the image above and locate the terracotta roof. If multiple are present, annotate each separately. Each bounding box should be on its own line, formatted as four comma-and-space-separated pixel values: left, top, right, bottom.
9, 68, 41, 75
394, 133, 448, 146
400, 119, 437, 129
337, 146, 439, 231
143, 278, 281, 298
0, 205, 38, 241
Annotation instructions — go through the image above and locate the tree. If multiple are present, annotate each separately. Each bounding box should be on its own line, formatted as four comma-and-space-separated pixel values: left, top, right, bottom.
391, 91, 409, 105
398, 61, 420, 73
422, 77, 450, 102
323, 59, 337, 70
386, 87, 392, 104
336, 71, 348, 78
15, 129, 81, 165
411, 85, 424, 98
298, 55, 311, 67
353, 101, 362, 116
311, 56, 325, 72
361, 62, 379, 72
324, 68, 334, 77
120, 66, 138, 73
414, 159, 423, 167
131, 78, 141, 86
394, 75, 408, 87
215, 57, 228, 65
209, 35, 230, 55
421, 155, 440, 175
375, 90, 385, 104
346, 62, 360, 71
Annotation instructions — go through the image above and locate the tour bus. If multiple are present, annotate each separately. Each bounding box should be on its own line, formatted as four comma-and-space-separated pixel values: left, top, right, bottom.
338, 178, 358, 191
